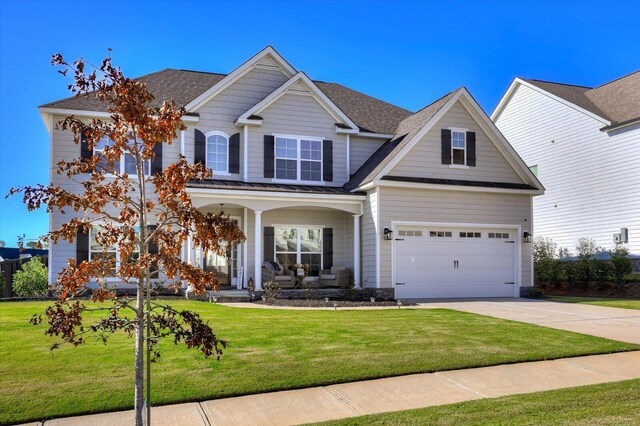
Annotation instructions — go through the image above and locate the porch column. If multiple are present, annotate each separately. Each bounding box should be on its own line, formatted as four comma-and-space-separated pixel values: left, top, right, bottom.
353, 214, 361, 288
254, 210, 263, 290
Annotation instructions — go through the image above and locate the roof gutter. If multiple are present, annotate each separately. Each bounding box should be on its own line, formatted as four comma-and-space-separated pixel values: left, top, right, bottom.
600, 116, 640, 132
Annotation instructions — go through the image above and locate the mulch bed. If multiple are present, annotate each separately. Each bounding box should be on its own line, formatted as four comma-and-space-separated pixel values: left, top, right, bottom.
540, 282, 640, 299
255, 299, 415, 308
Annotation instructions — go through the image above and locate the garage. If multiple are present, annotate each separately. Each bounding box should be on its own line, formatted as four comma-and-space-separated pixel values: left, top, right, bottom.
394, 225, 519, 299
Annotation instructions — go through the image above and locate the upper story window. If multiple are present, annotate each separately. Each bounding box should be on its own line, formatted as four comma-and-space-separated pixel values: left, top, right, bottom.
451, 131, 466, 165
95, 136, 150, 176
275, 136, 323, 182
206, 131, 229, 174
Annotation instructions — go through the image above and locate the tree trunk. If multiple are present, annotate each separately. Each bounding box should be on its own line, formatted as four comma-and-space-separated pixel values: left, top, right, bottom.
134, 284, 145, 426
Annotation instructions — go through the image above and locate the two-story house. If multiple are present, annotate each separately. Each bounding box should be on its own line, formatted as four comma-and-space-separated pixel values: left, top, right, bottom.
492, 72, 640, 255
40, 47, 543, 299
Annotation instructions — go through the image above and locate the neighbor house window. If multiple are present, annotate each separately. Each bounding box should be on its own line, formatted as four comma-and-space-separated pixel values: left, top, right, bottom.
451, 131, 466, 165
95, 136, 150, 176
275, 136, 323, 182
529, 164, 539, 177
206, 132, 229, 174
274, 227, 322, 275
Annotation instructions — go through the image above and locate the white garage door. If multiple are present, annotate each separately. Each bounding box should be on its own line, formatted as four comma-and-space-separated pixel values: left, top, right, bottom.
394, 226, 517, 299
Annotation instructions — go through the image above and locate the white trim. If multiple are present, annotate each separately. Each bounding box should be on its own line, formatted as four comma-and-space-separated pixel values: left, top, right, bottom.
375, 187, 380, 288
448, 165, 469, 170
186, 187, 366, 202
371, 88, 544, 191
243, 207, 248, 288
235, 72, 359, 131
491, 78, 611, 125
48, 114, 54, 285
243, 125, 249, 181
357, 132, 395, 139
254, 210, 263, 290
336, 126, 359, 134
390, 221, 522, 298
204, 130, 230, 174
186, 46, 296, 112
358, 179, 544, 195
39, 108, 200, 122
180, 130, 185, 156
353, 214, 361, 288
346, 134, 350, 178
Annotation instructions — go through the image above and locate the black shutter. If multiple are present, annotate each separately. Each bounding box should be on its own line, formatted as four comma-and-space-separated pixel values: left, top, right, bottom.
194, 129, 206, 165
76, 229, 89, 264
323, 140, 333, 182
323, 228, 333, 269
147, 225, 158, 255
441, 129, 452, 165
229, 133, 240, 174
264, 135, 275, 178
466, 131, 476, 167
264, 226, 274, 263
151, 142, 163, 174
80, 127, 92, 160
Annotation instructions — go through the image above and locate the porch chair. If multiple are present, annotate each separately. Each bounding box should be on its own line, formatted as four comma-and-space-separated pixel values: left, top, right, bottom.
261, 261, 296, 288
318, 265, 351, 288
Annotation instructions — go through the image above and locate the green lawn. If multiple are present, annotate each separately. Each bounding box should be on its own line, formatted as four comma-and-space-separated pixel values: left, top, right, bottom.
0, 301, 638, 425
547, 296, 640, 310
315, 379, 640, 425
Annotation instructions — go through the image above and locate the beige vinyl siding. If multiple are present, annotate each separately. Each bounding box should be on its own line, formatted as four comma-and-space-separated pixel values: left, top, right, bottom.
378, 187, 533, 288
495, 83, 640, 254
390, 101, 525, 184
350, 136, 385, 175
361, 189, 378, 288
184, 67, 290, 179
247, 92, 348, 186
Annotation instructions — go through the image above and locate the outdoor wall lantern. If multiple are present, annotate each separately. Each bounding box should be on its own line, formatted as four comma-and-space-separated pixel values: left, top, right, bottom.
523, 231, 532, 243
383, 227, 393, 240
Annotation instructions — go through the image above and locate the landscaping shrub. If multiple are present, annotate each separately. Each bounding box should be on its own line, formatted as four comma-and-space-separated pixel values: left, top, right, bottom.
301, 281, 318, 299
533, 237, 561, 287
593, 261, 612, 290
522, 287, 544, 299
560, 261, 577, 286
610, 246, 633, 285
12, 257, 49, 297
575, 238, 600, 288
262, 280, 281, 301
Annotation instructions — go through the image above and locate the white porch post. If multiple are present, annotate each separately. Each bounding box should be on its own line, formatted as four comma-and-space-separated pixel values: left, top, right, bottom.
353, 214, 361, 288
254, 210, 263, 290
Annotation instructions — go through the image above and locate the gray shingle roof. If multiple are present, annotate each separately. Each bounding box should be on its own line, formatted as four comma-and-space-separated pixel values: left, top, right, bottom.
188, 179, 365, 196
524, 70, 640, 125
41, 69, 412, 135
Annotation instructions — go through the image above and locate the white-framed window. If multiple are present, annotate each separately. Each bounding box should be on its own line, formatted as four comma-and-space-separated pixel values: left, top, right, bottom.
206, 131, 229, 174
451, 130, 466, 165
459, 231, 482, 238
429, 231, 452, 238
529, 164, 539, 177
274, 135, 323, 182
488, 232, 510, 239
95, 136, 150, 176
274, 226, 322, 276
88, 225, 158, 278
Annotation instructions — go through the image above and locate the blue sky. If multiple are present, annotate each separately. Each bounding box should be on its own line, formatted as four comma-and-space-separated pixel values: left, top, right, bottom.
1, 0, 639, 245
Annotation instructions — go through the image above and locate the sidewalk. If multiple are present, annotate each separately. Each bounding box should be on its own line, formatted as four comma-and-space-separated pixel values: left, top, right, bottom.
31, 350, 640, 426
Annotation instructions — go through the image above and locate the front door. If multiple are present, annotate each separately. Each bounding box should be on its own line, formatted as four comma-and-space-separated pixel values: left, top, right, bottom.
204, 242, 238, 287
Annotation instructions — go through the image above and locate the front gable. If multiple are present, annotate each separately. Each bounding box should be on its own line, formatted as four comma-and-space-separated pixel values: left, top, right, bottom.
389, 100, 526, 184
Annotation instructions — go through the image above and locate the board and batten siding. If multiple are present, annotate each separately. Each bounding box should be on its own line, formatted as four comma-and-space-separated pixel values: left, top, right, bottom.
378, 187, 533, 289
184, 66, 290, 179
247, 91, 349, 186
349, 136, 385, 176
390, 101, 525, 184
495, 83, 640, 254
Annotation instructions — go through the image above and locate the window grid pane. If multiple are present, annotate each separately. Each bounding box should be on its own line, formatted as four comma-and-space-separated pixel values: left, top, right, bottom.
207, 134, 228, 173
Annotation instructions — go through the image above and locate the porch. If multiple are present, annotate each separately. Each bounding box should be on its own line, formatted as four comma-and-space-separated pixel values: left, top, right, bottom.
186, 182, 366, 290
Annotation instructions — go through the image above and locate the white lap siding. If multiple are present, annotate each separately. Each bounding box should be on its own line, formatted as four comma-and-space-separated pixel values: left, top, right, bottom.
378, 187, 533, 289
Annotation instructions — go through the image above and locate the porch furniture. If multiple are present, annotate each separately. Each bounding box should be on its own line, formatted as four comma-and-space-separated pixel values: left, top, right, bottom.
318, 265, 351, 288
261, 261, 296, 288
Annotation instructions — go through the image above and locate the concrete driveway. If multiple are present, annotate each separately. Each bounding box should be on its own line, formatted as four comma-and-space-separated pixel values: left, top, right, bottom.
415, 298, 640, 344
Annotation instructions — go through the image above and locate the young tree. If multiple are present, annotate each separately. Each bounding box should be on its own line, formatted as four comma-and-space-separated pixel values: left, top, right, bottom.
8, 52, 244, 425
12, 256, 49, 297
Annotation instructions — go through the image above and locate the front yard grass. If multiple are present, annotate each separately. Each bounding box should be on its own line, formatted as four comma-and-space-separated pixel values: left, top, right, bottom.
1, 301, 638, 424
315, 379, 640, 425
547, 296, 640, 310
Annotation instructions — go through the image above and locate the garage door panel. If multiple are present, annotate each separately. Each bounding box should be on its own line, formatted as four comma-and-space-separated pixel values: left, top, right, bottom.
394, 226, 517, 299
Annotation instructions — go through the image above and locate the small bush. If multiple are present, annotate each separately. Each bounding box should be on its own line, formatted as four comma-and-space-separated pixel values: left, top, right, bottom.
522, 287, 544, 299
575, 238, 602, 288
301, 281, 318, 299
262, 280, 281, 301
610, 246, 633, 285
12, 257, 49, 297
593, 261, 612, 290
560, 261, 577, 286
533, 237, 557, 263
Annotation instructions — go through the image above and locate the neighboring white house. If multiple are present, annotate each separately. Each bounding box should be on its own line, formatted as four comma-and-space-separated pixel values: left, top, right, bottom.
492, 72, 640, 255
39, 46, 543, 299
